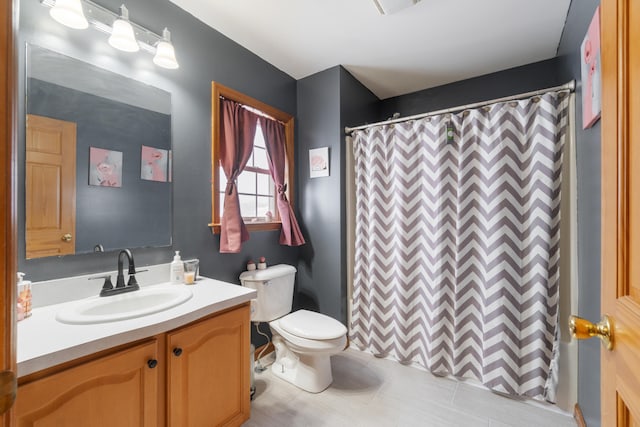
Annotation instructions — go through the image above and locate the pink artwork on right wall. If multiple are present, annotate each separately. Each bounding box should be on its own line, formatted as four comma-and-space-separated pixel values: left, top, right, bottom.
580, 6, 601, 129
141, 145, 168, 182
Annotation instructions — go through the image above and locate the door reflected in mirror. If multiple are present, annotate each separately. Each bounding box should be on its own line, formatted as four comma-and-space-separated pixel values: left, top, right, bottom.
25, 44, 172, 259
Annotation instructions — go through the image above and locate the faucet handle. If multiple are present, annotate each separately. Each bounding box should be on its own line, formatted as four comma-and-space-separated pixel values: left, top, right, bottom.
127, 274, 139, 288
102, 276, 113, 291
89, 275, 113, 296
89, 274, 112, 287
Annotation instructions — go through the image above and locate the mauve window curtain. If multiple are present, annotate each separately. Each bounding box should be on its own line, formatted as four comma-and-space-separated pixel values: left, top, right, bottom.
219, 99, 258, 253
350, 91, 570, 402
261, 118, 305, 247
219, 98, 304, 253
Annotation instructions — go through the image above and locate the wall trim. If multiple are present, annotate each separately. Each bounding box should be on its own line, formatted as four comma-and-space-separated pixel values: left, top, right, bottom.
574, 403, 587, 427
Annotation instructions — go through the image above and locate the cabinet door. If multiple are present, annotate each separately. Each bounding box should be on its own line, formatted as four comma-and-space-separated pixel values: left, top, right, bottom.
16, 339, 159, 427
167, 304, 250, 427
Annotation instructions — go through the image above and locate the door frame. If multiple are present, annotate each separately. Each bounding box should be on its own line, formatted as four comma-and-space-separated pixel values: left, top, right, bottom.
600, 0, 618, 421
0, 0, 17, 424
601, 0, 636, 424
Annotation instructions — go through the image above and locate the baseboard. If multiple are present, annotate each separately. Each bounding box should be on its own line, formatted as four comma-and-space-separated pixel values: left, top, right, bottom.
574, 403, 587, 427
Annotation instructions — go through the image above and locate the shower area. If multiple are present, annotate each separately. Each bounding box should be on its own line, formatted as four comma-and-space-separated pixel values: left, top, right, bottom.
345, 84, 578, 412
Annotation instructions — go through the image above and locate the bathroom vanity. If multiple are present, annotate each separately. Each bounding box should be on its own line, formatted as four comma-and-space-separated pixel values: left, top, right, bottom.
15, 275, 256, 427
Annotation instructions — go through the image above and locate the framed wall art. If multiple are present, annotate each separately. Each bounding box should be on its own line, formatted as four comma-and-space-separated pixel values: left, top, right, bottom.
89, 147, 122, 187
309, 147, 329, 178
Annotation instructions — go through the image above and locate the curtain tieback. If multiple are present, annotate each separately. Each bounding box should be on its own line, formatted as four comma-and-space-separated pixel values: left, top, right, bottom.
277, 183, 288, 200
226, 170, 240, 195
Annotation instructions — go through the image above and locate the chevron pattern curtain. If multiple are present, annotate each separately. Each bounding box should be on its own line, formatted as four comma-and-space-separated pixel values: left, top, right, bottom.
350, 92, 569, 402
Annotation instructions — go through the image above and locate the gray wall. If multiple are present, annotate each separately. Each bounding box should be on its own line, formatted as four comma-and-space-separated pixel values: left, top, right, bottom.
296, 67, 342, 320
379, 58, 563, 119
295, 66, 378, 324
557, 1, 602, 425
18, 0, 299, 289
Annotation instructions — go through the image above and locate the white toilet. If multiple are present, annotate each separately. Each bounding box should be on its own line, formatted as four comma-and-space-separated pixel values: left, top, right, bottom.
240, 264, 347, 393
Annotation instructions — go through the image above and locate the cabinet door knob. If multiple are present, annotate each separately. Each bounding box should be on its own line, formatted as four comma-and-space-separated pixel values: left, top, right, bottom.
147, 359, 158, 369
172, 347, 183, 357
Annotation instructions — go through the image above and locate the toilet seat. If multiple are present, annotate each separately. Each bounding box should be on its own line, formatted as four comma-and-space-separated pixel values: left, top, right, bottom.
270, 317, 347, 354
278, 309, 347, 340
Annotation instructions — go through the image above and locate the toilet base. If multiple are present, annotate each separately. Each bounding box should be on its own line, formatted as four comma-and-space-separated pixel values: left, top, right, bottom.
271, 336, 333, 393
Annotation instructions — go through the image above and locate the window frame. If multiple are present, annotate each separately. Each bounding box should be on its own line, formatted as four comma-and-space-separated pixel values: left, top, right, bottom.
209, 82, 295, 234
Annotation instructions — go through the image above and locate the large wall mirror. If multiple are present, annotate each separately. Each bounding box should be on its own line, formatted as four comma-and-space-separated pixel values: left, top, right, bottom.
25, 44, 172, 259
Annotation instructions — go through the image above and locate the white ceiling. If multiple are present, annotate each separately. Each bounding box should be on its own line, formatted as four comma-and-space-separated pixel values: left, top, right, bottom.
168, 0, 571, 100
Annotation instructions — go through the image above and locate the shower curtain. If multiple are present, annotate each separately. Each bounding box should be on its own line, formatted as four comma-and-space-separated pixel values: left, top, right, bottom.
350, 91, 569, 402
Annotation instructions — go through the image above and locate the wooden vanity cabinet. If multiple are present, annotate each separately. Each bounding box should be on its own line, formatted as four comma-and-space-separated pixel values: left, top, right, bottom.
167, 304, 251, 427
15, 303, 251, 427
16, 339, 160, 426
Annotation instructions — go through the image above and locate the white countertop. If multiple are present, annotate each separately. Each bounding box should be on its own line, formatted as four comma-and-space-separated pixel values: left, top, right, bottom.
17, 277, 256, 377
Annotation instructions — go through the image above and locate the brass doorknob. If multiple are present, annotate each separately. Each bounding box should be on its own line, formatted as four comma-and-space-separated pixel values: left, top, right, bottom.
61, 233, 72, 242
569, 315, 613, 350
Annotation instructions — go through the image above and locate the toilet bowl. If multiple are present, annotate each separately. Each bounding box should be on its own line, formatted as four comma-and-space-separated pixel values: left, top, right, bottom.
239, 265, 348, 393
269, 310, 347, 393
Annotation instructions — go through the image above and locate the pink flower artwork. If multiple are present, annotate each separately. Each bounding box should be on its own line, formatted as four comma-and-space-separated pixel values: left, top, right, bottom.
89, 147, 122, 187
309, 147, 329, 178
141, 145, 168, 182
580, 6, 601, 129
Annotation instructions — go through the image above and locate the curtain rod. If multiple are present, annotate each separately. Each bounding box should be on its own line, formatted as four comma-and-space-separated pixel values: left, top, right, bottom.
345, 80, 576, 134
219, 95, 285, 125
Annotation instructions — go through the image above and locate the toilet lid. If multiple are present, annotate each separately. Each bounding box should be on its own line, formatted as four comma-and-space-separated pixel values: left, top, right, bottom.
279, 310, 347, 340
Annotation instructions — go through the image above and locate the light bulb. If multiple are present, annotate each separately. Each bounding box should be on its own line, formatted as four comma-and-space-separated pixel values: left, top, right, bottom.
153, 28, 179, 69
108, 5, 139, 52
49, 0, 88, 29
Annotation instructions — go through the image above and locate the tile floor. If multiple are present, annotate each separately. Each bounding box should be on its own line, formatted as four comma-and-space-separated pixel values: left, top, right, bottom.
243, 348, 576, 427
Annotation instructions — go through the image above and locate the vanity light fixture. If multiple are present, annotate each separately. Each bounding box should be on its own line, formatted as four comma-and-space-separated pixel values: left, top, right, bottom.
49, 0, 89, 29
41, 0, 179, 69
108, 5, 139, 52
153, 28, 179, 69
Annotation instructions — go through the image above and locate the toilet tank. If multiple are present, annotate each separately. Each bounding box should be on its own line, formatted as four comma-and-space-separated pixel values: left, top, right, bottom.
239, 264, 296, 322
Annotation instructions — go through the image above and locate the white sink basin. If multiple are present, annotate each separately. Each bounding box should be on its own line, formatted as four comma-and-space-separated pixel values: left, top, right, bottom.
56, 284, 193, 325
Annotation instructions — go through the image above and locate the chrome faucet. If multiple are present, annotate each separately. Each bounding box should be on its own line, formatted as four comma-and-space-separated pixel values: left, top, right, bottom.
99, 249, 140, 297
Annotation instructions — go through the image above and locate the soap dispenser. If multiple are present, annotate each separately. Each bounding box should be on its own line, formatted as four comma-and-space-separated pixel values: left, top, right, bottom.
16, 272, 32, 320
170, 251, 184, 284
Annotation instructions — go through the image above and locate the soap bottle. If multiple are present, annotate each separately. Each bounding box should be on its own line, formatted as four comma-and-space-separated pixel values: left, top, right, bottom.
16, 272, 32, 320
170, 251, 184, 284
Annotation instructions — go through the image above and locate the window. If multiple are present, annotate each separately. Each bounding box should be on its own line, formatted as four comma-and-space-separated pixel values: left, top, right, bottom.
209, 82, 295, 234
218, 122, 276, 222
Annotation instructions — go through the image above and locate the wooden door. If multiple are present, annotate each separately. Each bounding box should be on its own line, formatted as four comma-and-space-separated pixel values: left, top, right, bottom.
167, 305, 250, 427
25, 114, 76, 259
601, 0, 640, 425
15, 340, 159, 426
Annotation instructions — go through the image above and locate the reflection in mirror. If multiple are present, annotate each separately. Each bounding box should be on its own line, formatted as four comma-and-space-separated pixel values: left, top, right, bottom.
25, 44, 172, 259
